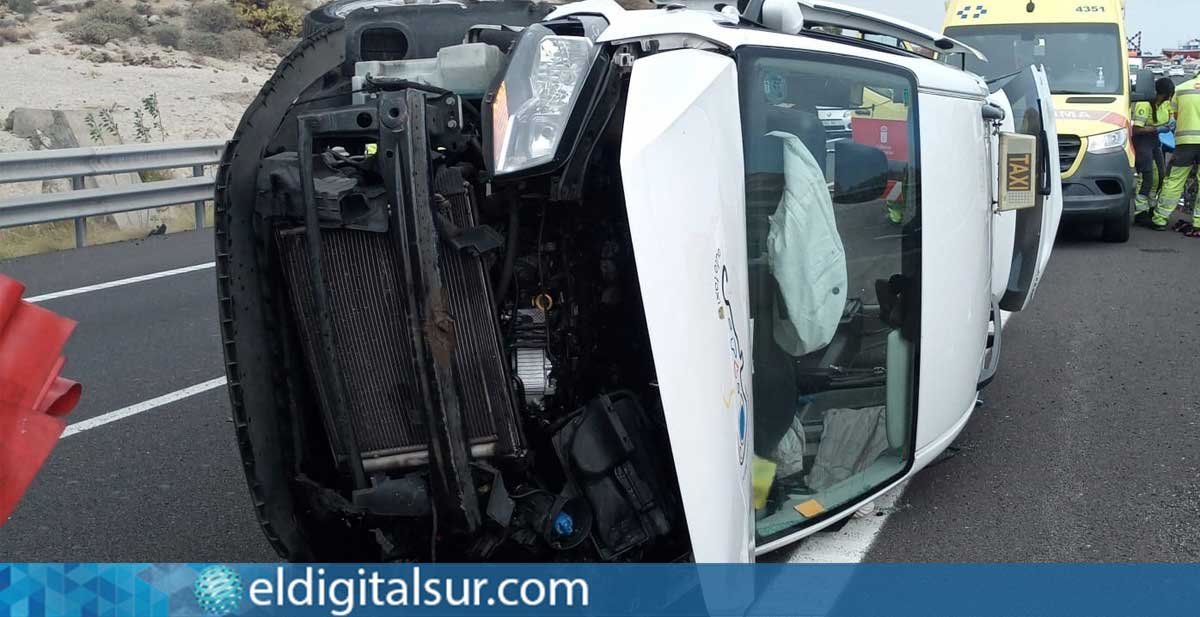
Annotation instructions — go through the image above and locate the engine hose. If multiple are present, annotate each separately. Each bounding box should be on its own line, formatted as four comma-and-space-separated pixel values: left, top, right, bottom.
496, 202, 520, 301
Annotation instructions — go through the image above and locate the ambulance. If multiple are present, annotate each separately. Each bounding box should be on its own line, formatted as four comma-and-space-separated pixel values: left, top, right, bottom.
943, 0, 1134, 242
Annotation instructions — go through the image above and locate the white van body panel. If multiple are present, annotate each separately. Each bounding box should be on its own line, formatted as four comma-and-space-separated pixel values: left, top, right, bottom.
914, 92, 994, 448
556, 0, 991, 99
621, 49, 756, 563
573, 2, 1062, 559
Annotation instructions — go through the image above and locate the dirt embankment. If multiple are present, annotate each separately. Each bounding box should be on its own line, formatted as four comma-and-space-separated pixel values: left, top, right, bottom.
0, 0, 658, 258
0, 1, 283, 257
0, 3, 279, 152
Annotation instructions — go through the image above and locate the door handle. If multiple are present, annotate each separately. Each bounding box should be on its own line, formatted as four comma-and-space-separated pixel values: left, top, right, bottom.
1037, 127, 1052, 196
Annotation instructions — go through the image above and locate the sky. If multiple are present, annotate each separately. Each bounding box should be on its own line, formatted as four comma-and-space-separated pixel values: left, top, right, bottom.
841, 0, 1197, 53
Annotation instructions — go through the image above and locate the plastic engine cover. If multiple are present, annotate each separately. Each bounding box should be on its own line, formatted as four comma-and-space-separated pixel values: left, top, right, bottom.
552, 392, 674, 560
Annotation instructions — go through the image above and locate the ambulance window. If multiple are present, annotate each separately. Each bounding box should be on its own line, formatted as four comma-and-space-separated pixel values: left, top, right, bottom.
736, 47, 921, 544
944, 24, 1123, 96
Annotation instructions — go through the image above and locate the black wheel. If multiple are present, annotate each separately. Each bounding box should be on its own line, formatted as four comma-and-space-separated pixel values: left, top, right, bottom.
300, 0, 436, 38
216, 23, 370, 562
1101, 197, 1133, 243
300, 0, 354, 38
218, 0, 553, 561
301, 0, 554, 42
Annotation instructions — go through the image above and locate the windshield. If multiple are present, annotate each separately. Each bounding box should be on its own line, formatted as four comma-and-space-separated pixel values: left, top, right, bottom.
945, 24, 1123, 95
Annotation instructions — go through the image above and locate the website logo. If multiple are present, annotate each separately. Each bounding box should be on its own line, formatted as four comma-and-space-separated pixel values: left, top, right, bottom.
194, 565, 244, 616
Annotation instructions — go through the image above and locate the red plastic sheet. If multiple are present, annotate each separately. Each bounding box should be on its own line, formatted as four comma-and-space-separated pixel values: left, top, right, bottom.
0, 274, 80, 524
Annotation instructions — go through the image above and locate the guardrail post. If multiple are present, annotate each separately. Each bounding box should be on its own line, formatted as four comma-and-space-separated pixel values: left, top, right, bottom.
192, 165, 205, 230
71, 175, 86, 248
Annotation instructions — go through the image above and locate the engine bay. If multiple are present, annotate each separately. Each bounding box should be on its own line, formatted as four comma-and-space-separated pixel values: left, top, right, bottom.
218, 8, 689, 562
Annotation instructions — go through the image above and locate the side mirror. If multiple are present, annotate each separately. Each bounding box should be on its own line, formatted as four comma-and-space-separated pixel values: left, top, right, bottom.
1130, 68, 1156, 102
759, 0, 804, 34
833, 141, 889, 204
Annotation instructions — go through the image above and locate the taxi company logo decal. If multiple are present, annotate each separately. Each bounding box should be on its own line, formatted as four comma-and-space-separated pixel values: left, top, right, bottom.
956, 4, 987, 19
714, 249, 748, 465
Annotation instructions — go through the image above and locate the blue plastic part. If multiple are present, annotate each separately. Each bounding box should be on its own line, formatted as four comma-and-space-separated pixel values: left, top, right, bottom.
553, 512, 574, 537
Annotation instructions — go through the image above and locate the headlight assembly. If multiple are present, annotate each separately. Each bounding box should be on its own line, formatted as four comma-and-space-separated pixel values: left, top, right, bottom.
488, 24, 601, 176
1086, 128, 1128, 155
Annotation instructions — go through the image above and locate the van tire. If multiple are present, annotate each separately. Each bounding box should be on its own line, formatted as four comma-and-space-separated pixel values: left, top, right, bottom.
216, 22, 371, 561
1101, 199, 1133, 243
301, 3, 342, 38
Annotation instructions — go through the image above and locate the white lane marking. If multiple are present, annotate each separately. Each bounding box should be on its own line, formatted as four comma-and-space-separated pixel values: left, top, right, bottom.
25, 262, 216, 303
1000, 309, 1014, 330
787, 483, 907, 563
60, 377, 227, 438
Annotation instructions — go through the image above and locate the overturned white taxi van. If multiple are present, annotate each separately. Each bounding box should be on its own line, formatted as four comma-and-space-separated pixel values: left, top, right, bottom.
214, 0, 1063, 562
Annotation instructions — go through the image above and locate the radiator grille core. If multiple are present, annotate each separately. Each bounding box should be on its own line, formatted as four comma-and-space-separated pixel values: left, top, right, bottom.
277, 168, 519, 461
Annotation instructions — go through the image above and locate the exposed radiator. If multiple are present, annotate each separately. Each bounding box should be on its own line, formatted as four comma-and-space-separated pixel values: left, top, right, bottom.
276, 167, 520, 462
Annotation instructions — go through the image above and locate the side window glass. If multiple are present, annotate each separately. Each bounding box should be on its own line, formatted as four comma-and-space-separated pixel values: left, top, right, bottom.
739, 49, 922, 543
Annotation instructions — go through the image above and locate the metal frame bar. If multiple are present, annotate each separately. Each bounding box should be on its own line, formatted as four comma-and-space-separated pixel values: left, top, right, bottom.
380, 90, 482, 532
296, 113, 370, 491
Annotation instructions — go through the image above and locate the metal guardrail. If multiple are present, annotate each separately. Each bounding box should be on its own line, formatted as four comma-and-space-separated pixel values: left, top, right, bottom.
0, 140, 226, 248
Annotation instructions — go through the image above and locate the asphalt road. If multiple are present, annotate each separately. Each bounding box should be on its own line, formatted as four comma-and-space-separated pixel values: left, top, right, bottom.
867, 218, 1200, 562
1, 214, 1197, 563
0, 230, 276, 562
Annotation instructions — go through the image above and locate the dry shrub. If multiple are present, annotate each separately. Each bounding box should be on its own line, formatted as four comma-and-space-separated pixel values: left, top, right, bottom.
0, 23, 32, 43
0, 221, 79, 259
181, 27, 261, 59
6, 0, 35, 15
64, 19, 129, 44
0, 205, 214, 259
0, 219, 140, 258
63, 0, 145, 45
186, 1, 239, 33
266, 33, 296, 56
234, 1, 299, 38
223, 27, 262, 53
147, 22, 180, 47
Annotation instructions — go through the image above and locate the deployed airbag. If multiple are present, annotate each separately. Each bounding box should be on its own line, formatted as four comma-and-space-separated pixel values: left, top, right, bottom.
766, 131, 848, 357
